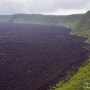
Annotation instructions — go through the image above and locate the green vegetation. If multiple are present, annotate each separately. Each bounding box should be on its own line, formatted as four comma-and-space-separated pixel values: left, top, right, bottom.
55, 11, 90, 90
0, 11, 90, 90
71, 11, 90, 43
13, 14, 82, 29
0, 14, 82, 29
55, 60, 90, 90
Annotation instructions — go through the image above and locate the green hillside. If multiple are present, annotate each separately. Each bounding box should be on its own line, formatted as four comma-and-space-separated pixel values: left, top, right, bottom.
0, 12, 90, 90
0, 14, 82, 28
55, 11, 90, 90
55, 60, 90, 90
71, 11, 90, 43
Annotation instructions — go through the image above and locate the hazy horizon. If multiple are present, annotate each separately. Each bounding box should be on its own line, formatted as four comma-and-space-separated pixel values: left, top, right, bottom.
0, 0, 90, 15
0, 10, 88, 16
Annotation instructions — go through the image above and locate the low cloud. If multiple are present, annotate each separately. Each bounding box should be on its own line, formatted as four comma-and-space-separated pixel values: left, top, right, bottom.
0, 0, 90, 15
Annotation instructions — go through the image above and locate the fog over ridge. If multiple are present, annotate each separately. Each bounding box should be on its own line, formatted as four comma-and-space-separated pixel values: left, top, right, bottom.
0, 0, 90, 15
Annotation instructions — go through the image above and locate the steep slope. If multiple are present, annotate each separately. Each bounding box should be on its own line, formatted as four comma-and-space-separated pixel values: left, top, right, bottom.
55, 11, 90, 90
0, 14, 82, 28
55, 60, 90, 90
0, 12, 90, 90
71, 11, 90, 43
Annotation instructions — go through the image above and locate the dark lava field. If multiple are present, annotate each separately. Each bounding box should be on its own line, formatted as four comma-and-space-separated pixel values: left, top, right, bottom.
0, 24, 89, 90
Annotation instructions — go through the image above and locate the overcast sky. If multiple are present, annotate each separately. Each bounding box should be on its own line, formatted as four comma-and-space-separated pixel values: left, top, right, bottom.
0, 0, 90, 15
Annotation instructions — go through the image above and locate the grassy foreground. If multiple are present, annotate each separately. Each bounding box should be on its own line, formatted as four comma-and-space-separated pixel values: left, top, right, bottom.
54, 60, 90, 90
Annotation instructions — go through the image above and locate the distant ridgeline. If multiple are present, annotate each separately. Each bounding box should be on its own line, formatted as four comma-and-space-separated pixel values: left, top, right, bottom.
0, 14, 82, 29
0, 11, 90, 43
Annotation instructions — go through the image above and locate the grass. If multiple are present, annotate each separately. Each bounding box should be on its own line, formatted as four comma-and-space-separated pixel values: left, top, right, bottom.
71, 11, 90, 43
11, 12, 90, 90
0, 14, 82, 28
54, 11, 90, 90
0, 11, 90, 90
54, 59, 90, 90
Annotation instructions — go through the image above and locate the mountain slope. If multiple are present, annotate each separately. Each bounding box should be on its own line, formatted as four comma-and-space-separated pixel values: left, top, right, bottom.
55, 60, 90, 90
55, 11, 90, 90
0, 12, 90, 90
71, 11, 90, 43
0, 14, 82, 28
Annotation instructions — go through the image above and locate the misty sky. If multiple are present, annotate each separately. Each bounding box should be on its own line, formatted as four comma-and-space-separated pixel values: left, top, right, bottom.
0, 0, 90, 15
